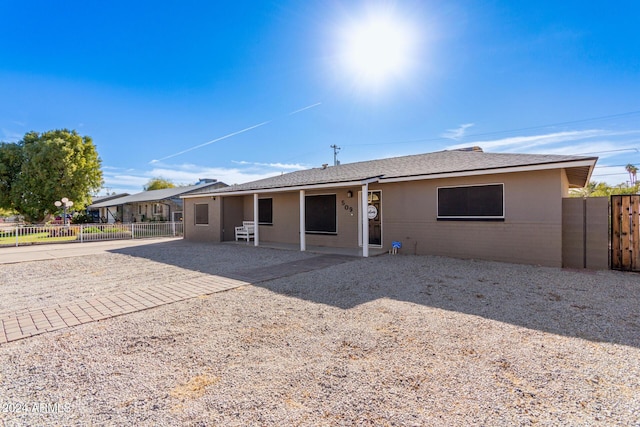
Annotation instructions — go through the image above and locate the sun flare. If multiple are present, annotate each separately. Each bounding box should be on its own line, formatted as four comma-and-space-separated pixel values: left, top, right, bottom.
337, 8, 417, 88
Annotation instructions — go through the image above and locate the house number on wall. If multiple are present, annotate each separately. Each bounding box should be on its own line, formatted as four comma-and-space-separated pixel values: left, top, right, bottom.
341, 200, 353, 213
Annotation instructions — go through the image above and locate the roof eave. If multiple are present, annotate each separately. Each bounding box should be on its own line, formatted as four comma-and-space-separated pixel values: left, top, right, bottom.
181, 176, 382, 198
379, 159, 598, 184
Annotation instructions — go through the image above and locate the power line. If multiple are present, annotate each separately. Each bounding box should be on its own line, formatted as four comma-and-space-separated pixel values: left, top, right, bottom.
591, 172, 630, 177
276, 110, 640, 166
577, 148, 639, 155
595, 163, 640, 169
343, 109, 640, 147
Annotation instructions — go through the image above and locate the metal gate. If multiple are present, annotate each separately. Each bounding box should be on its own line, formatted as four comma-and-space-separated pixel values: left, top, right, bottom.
611, 195, 640, 271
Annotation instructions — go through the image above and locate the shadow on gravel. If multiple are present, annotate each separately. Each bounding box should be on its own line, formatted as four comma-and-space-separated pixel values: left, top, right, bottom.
111, 240, 640, 349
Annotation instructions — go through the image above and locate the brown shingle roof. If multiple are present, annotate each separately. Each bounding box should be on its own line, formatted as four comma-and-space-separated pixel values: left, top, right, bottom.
90, 181, 228, 208
191, 150, 597, 195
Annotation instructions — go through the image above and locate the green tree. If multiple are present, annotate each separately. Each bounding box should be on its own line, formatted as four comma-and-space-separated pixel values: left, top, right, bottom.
144, 177, 176, 191
0, 129, 103, 223
0, 207, 16, 218
0, 141, 24, 210
625, 163, 638, 185
571, 181, 640, 197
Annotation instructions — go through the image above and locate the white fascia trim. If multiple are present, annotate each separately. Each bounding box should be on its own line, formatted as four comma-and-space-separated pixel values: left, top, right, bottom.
583, 164, 596, 186
379, 160, 597, 184
181, 178, 381, 199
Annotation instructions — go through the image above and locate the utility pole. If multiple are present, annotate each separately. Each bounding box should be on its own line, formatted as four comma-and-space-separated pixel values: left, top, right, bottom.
330, 144, 341, 166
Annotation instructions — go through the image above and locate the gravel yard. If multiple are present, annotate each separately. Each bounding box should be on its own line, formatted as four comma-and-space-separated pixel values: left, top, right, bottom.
0, 240, 639, 426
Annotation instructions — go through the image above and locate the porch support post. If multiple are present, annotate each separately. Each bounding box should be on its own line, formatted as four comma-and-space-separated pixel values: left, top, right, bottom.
361, 183, 369, 257
253, 193, 259, 247
300, 190, 306, 251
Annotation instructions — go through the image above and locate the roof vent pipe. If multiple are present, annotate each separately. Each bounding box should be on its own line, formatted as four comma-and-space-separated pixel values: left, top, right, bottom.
455, 146, 483, 152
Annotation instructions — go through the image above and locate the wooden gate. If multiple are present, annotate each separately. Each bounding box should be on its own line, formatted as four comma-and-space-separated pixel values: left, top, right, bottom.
611, 195, 640, 271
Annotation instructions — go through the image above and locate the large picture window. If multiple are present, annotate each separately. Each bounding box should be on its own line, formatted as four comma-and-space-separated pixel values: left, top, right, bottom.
305, 194, 337, 233
437, 184, 504, 220
195, 203, 209, 225
258, 198, 273, 225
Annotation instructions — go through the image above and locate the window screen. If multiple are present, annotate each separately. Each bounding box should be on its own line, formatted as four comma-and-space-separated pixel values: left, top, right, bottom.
438, 184, 504, 219
258, 198, 273, 224
195, 203, 209, 225
305, 194, 337, 233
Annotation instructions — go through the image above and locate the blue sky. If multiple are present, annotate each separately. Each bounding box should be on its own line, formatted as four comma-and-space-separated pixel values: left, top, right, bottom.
1, 1, 639, 194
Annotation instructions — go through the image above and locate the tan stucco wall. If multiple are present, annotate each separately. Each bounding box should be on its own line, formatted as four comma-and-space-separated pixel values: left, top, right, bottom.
304, 189, 360, 248
561, 169, 570, 196
586, 197, 609, 269
257, 192, 300, 244
562, 197, 609, 269
239, 190, 360, 247
378, 169, 564, 266
183, 197, 222, 242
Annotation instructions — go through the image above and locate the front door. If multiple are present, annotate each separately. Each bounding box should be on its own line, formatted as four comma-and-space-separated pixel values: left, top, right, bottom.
368, 191, 382, 246
359, 190, 382, 247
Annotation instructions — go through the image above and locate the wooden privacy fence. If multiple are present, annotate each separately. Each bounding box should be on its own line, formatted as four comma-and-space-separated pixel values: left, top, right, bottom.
611, 195, 640, 271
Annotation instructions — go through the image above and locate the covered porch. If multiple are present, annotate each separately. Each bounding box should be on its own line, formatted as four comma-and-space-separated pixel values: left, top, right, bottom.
224, 178, 383, 258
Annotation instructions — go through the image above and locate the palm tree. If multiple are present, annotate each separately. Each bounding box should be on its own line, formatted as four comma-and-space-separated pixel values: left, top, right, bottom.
625, 164, 638, 186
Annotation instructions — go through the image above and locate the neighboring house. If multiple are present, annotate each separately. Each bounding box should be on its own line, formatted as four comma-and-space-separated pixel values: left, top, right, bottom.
87, 193, 130, 223
89, 180, 228, 223
181, 149, 597, 267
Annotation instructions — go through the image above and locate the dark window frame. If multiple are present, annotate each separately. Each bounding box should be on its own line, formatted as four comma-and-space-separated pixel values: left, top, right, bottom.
305, 194, 337, 234
258, 198, 273, 225
194, 203, 209, 225
437, 183, 505, 221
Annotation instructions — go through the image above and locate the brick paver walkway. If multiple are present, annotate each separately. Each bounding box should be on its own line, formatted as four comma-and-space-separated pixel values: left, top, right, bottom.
0, 254, 355, 345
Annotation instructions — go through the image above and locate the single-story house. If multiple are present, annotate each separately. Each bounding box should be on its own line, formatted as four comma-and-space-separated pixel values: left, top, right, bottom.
90, 179, 227, 223
86, 193, 130, 222
181, 149, 597, 267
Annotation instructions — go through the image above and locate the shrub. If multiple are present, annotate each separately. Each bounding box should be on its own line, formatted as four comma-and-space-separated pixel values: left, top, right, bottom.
48, 227, 77, 237
82, 226, 103, 234
71, 212, 93, 224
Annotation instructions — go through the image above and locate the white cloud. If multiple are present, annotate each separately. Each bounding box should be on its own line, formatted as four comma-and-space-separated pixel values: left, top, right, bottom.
99, 161, 292, 195
447, 129, 640, 153
441, 123, 474, 140
232, 160, 306, 170
528, 140, 640, 158
2, 128, 23, 142
99, 171, 149, 194
446, 129, 607, 151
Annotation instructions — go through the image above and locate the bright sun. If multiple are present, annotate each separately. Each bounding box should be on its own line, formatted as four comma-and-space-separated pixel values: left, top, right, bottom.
337, 8, 417, 89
